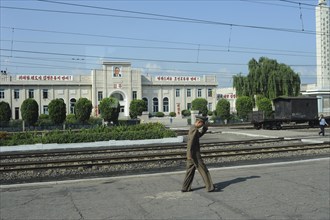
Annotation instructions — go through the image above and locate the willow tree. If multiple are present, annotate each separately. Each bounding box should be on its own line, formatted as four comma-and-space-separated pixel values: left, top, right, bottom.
233, 57, 301, 100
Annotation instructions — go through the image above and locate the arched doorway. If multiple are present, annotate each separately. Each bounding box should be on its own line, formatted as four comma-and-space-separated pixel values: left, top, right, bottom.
110, 91, 127, 117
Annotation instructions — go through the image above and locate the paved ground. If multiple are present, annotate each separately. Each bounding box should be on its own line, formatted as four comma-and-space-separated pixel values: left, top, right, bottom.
1, 119, 329, 220
1, 158, 329, 220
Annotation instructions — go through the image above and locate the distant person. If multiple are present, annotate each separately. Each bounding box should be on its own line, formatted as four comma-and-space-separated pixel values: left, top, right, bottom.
318, 114, 328, 136
181, 116, 215, 192
113, 66, 122, 77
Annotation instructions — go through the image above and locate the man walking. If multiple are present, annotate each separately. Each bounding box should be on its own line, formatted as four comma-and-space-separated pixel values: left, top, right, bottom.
182, 116, 215, 192
319, 114, 328, 136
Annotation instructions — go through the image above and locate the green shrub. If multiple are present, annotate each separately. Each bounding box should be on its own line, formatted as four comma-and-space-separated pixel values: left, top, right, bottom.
192, 98, 208, 116
0, 122, 177, 146
37, 114, 53, 126
99, 97, 120, 123
39, 114, 50, 120
169, 112, 176, 117
65, 114, 78, 125
9, 119, 23, 128
0, 101, 11, 126
88, 116, 103, 125
75, 98, 92, 123
49, 99, 66, 125
129, 99, 147, 119
21, 99, 39, 126
155, 112, 165, 117
181, 110, 191, 117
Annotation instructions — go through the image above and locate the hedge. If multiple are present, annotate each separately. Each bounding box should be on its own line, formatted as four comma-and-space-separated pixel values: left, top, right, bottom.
0, 123, 177, 146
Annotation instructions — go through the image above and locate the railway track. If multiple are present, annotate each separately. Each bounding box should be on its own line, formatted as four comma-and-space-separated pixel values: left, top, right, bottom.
1, 138, 329, 184
1, 142, 329, 172
0, 137, 296, 160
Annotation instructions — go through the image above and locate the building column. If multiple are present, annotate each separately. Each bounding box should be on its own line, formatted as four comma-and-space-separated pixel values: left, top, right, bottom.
317, 95, 323, 114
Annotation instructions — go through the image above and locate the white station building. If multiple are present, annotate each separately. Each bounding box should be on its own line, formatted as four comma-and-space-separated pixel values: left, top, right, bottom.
0, 61, 218, 119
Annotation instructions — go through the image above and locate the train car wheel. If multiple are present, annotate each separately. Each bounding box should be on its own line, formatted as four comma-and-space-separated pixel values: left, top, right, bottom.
276, 123, 282, 130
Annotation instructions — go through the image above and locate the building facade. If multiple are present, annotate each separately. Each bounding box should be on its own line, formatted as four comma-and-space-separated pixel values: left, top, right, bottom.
216, 87, 237, 113
303, 0, 330, 115
0, 61, 218, 119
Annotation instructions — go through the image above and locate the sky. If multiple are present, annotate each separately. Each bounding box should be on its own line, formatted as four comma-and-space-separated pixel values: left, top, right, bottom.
0, 0, 327, 88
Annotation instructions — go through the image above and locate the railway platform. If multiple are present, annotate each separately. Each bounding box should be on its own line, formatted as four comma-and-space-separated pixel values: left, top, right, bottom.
1, 158, 329, 220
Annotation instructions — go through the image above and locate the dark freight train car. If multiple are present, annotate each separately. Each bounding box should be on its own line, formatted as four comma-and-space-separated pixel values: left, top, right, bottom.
251, 97, 319, 129
273, 97, 318, 121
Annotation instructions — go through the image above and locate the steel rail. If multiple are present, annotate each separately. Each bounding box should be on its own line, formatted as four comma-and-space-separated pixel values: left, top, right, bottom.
1, 142, 329, 172
0, 137, 291, 159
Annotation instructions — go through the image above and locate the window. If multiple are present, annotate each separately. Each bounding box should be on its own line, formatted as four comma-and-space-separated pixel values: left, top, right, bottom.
175, 89, 180, 97
187, 103, 191, 110
43, 89, 48, 99
132, 91, 137, 100
43, 105, 49, 115
153, 97, 159, 113
163, 97, 169, 112
208, 88, 213, 97
208, 103, 212, 111
14, 89, 19, 99
0, 89, 4, 99
197, 89, 202, 97
98, 91, 103, 101
142, 97, 148, 111
15, 107, 19, 119
187, 89, 191, 97
70, 98, 76, 114
28, 89, 34, 99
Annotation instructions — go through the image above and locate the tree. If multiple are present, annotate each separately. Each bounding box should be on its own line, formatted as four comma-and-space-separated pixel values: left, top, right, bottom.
75, 98, 93, 123
129, 99, 147, 119
49, 99, 67, 125
0, 101, 11, 126
235, 96, 253, 121
256, 97, 273, 117
21, 98, 39, 126
191, 98, 208, 116
99, 97, 120, 123
233, 57, 301, 100
216, 99, 230, 121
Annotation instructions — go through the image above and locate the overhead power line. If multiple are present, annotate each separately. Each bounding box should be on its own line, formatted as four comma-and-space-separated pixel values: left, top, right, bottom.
0, 60, 317, 79
0, 26, 199, 46
0, 48, 317, 67
278, 0, 317, 7
22, 0, 317, 35
0, 39, 316, 58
